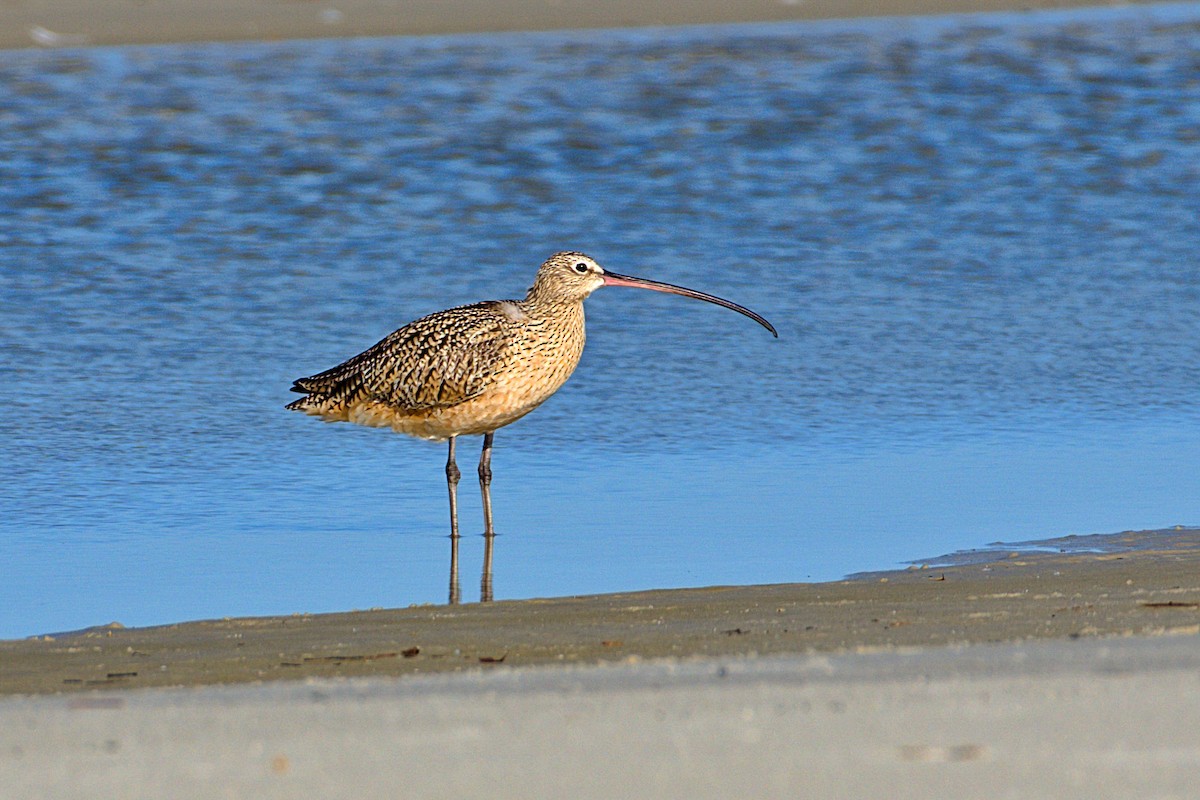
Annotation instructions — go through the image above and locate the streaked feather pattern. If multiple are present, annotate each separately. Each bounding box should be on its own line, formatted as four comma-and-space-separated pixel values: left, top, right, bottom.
286, 254, 596, 441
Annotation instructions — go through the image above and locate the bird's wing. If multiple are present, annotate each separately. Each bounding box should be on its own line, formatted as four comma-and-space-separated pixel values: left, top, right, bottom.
363, 307, 509, 410
307, 302, 509, 411
288, 302, 515, 412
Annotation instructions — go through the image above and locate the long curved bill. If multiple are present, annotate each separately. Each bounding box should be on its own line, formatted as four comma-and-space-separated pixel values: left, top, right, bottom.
602, 270, 778, 338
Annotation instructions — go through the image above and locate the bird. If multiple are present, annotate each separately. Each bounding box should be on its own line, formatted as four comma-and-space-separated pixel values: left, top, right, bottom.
286, 251, 777, 550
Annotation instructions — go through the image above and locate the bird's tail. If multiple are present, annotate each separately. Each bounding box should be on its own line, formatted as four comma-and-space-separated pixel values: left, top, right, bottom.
284, 364, 365, 418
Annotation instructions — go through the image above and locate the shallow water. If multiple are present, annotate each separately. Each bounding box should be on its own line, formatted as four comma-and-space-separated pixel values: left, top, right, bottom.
3, 4, 1200, 638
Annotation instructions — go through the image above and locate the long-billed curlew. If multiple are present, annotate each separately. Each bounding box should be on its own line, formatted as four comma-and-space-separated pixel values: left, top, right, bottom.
286, 251, 777, 558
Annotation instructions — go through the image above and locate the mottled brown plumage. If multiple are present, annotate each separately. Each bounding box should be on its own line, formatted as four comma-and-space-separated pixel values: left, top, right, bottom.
286, 252, 594, 441
286, 251, 776, 600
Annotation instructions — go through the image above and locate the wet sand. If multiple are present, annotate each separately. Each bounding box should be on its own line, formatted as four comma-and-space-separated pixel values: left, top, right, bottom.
0, 0, 1170, 49
4, 527, 1198, 696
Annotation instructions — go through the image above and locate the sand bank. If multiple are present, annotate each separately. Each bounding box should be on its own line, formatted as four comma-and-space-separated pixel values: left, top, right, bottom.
0, 0, 1171, 49
3, 527, 1197, 696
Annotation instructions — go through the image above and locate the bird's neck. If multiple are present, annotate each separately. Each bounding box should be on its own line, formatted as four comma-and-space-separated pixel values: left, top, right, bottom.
519, 293, 586, 330
522, 285, 582, 313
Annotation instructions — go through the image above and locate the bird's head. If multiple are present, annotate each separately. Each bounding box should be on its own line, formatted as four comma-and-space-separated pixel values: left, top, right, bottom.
527, 250, 778, 337
527, 251, 607, 303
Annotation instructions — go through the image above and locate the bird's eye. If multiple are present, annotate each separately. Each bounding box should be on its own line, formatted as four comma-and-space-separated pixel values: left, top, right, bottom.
573, 262, 589, 274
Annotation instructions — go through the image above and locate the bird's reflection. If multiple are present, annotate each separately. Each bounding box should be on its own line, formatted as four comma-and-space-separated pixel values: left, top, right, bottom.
448, 533, 461, 605
448, 533, 496, 605
481, 532, 495, 603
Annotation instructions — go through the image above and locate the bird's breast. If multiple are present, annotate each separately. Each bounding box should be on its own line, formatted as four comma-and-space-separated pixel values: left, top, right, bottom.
488, 303, 586, 410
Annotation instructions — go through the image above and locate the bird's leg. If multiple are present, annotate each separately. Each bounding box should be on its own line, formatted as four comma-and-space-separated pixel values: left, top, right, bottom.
478, 432, 495, 538
446, 436, 463, 604
479, 432, 495, 603
446, 436, 461, 539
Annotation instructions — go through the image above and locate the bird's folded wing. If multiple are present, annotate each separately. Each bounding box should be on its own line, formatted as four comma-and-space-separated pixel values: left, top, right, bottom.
360, 303, 512, 410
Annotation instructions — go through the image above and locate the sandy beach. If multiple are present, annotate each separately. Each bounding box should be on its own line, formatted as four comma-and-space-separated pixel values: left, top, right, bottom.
0, 0, 1170, 49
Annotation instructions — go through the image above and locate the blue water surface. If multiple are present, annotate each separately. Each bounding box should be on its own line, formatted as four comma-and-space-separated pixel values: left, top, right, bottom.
2, 4, 1199, 638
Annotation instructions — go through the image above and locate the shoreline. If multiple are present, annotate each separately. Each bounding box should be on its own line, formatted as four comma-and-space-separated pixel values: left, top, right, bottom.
0, 0, 1178, 50
3, 527, 1197, 696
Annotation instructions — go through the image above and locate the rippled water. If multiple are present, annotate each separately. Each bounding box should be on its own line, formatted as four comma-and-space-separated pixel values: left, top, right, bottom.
3, 5, 1200, 638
